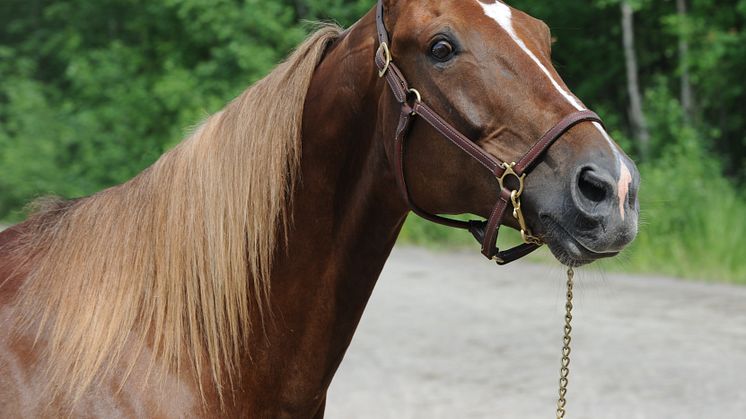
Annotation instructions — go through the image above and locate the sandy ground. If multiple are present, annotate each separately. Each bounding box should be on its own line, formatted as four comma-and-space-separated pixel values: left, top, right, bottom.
326, 247, 746, 419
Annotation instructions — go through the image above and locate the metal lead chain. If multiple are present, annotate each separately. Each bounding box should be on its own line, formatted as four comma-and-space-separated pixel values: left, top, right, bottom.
556, 267, 574, 419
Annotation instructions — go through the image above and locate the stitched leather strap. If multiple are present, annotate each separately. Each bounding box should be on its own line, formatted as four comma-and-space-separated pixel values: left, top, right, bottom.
394, 100, 473, 230
376, 0, 603, 263
515, 110, 604, 175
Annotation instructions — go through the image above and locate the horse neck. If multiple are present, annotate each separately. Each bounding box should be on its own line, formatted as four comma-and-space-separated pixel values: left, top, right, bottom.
280, 13, 408, 287
276, 12, 407, 329
237, 11, 409, 414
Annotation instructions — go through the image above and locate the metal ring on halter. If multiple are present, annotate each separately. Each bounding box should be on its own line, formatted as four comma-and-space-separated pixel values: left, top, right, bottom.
407, 88, 422, 115
407, 88, 421, 103
497, 162, 525, 196
377, 43, 391, 78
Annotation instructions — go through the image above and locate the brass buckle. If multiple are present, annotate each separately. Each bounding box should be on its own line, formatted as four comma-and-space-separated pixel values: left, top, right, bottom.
497, 161, 525, 197
498, 162, 543, 246
377, 42, 391, 78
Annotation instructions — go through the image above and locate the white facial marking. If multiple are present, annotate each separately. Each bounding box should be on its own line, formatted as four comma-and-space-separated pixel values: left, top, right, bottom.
617, 160, 632, 220
480, 1, 584, 110
478, 0, 628, 195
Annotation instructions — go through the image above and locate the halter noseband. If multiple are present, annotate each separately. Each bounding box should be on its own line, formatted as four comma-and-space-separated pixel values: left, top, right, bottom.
375, 0, 604, 265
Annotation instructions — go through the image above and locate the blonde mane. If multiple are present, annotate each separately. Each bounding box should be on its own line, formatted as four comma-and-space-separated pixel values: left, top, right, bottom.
13, 25, 341, 405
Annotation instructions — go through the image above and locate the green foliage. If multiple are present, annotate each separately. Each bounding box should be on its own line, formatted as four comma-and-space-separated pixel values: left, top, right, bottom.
1, 0, 745, 281
0, 0, 339, 219
610, 84, 746, 281
616, 144, 746, 282
512, 0, 746, 177
398, 214, 476, 248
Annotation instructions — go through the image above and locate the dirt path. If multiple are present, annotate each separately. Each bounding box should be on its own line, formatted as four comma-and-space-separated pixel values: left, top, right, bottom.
326, 247, 746, 419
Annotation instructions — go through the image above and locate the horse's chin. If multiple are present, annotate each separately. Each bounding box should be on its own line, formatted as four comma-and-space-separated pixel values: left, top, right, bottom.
538, 216, 620, 267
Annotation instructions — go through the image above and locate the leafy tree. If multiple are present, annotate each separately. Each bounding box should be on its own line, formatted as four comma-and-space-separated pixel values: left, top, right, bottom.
513, 0, 746, 176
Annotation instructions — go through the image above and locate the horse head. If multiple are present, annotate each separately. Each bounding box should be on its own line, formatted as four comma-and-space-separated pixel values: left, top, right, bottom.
376, 0, 640, 266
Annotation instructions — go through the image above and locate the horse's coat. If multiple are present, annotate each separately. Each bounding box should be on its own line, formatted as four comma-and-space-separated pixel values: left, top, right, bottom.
0, 1, 639, 417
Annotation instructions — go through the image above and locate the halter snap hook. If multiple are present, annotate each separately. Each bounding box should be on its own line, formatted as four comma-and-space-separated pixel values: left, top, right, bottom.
498, 162, 542, 246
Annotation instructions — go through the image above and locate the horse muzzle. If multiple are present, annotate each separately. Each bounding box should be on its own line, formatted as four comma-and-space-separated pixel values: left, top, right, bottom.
536, 159, 641, 266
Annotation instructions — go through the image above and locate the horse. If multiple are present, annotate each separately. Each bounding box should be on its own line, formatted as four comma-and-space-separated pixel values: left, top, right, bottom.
0, 0, 640, 417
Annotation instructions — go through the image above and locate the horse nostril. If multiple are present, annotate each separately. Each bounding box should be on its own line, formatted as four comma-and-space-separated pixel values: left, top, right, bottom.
628, 187, 638, 209
577, 167, 609, 204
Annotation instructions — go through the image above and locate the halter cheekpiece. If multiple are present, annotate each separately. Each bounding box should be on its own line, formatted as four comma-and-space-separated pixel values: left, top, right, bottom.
375, 0, 604, 264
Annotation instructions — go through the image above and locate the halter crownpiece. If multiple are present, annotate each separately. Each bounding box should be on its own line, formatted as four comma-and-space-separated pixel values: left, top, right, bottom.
375, 0, 604, 264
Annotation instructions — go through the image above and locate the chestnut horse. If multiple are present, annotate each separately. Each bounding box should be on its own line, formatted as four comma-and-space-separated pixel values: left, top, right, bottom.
0, 1, 640, 417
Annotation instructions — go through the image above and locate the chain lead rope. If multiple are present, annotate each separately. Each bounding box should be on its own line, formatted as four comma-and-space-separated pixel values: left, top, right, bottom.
556, 267, 574, 419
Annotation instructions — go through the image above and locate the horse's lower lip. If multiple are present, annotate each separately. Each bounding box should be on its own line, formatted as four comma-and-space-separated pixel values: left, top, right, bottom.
540, 216, 619, 266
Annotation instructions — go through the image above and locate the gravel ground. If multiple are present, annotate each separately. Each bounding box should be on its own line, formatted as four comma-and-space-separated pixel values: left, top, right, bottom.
326, 247, 746, 419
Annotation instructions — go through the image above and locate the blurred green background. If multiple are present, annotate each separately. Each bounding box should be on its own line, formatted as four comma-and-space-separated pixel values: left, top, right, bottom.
1, 0, 744, 282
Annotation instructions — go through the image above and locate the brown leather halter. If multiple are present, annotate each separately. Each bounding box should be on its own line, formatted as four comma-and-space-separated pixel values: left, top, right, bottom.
375, 0, 605, 264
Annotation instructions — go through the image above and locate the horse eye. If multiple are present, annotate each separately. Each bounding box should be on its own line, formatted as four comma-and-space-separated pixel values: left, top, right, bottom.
430, 40, 455, 62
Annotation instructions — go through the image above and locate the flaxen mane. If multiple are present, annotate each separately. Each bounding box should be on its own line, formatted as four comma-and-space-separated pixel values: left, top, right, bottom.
12, 25, 341, 405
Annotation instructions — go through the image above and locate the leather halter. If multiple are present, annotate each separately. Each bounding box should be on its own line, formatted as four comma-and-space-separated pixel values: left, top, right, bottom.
375, 0, 604, 264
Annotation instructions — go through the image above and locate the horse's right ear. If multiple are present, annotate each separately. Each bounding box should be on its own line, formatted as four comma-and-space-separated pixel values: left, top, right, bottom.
380, 0, 403, 29
381, 0, 405, 16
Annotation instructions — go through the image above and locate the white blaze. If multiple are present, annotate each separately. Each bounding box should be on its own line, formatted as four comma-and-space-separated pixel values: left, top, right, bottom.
617, 162, 632, 219
481, 1, 585, 111
479, 0, 632, 216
